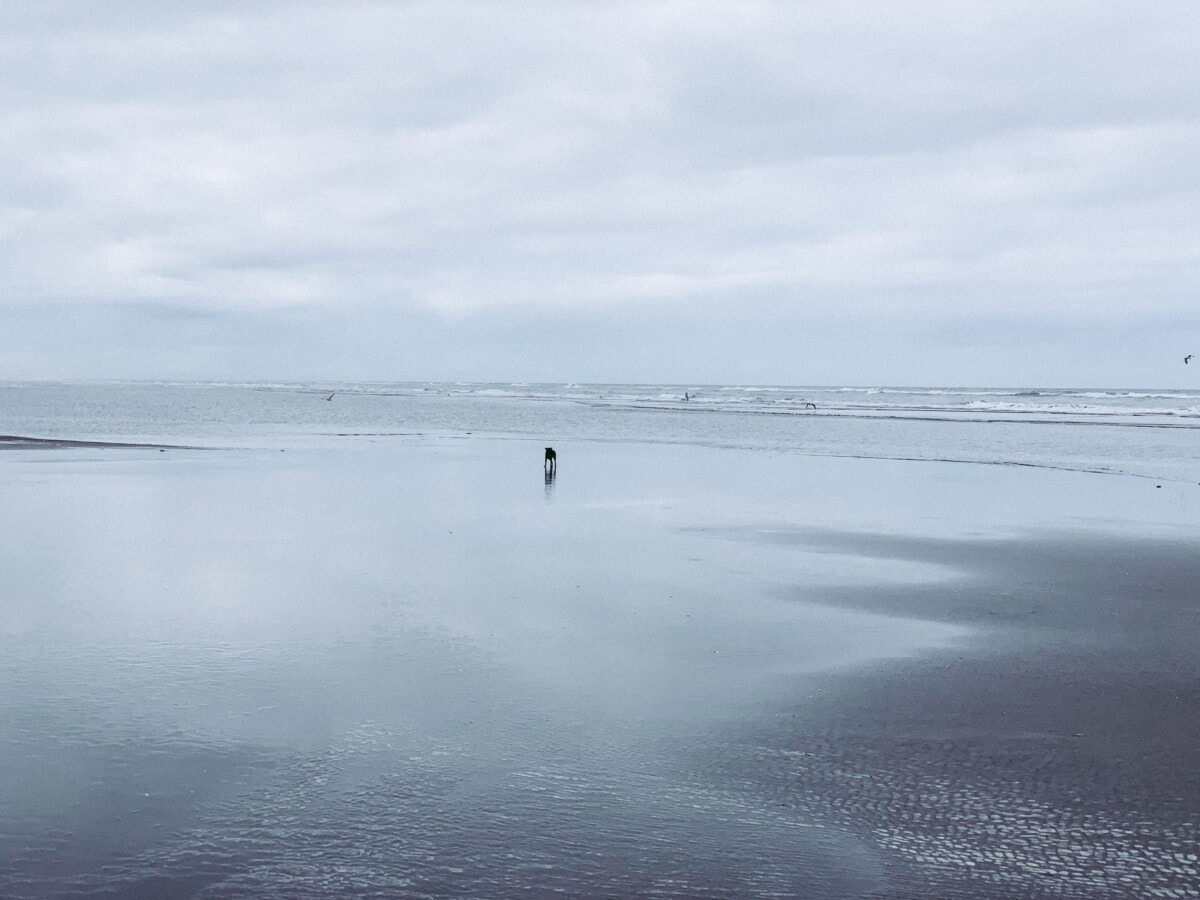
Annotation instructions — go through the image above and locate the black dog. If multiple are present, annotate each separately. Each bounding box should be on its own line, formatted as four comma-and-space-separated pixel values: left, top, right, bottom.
544, 447, 556, 473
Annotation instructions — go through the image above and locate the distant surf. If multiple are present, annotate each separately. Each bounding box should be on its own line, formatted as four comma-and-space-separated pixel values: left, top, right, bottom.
259, 382, 1200, 428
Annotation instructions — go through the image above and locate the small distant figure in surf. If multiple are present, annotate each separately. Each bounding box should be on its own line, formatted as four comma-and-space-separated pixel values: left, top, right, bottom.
325, 392, 335, 400
544, 447, 556, 474
1186, 355, 1194, 365
684, 392, 689, 402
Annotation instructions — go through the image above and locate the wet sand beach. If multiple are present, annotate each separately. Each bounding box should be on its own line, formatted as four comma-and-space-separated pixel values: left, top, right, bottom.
0, 436, 1197, 896
698, 529, 1200, 897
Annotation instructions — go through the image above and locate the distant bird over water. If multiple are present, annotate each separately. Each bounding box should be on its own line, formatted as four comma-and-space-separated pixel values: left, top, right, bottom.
1186, 355, 1194, 365
325, 392, 335, 400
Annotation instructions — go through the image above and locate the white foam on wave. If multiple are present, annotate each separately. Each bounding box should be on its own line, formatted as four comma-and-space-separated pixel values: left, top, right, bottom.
196, 381, 1200, 427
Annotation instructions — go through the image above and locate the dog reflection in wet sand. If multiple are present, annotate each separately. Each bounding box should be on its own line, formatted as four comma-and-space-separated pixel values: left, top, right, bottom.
544, 447, 557, 496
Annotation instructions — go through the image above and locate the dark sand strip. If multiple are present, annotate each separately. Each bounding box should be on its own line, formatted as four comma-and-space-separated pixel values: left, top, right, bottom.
0, 435, 191, 450
698, 529, 1200, 897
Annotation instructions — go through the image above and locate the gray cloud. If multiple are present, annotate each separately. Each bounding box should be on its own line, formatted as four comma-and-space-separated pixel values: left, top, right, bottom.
1, 1, 1198, 385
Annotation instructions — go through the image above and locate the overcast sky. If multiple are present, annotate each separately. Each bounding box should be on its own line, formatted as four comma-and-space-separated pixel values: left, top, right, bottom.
2, 1, 1198, 386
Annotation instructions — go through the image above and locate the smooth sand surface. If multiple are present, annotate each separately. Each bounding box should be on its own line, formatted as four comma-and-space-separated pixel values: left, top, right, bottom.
0, 438, 1197, 897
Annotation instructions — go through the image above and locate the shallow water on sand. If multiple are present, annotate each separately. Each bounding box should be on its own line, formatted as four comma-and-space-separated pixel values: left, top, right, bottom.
0, 439, 978, 897
1, 431, 1197, 896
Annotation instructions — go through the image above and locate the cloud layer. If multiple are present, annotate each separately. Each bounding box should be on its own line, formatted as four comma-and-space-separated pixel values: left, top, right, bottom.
3, 1, 1198, 384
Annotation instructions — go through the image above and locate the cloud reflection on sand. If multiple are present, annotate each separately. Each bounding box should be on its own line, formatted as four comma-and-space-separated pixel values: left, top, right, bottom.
4, 437, 1172, 896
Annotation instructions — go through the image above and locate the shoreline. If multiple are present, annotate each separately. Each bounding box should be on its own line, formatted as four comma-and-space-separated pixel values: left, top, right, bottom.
2, 381, 1199, 484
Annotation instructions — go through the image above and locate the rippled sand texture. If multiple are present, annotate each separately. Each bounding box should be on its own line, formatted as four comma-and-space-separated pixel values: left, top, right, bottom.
697, 531, 1200, 898
0, 439, 1197, 897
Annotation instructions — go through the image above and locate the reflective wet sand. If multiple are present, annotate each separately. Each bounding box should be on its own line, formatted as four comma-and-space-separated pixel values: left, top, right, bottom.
0, 438, 1196, 896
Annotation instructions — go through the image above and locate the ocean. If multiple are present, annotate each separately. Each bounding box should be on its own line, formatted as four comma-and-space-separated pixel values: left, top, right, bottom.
3, 380, 1199, 482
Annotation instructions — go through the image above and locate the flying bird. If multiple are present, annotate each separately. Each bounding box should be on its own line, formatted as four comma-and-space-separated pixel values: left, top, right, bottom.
1186, 355, 1194, 365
